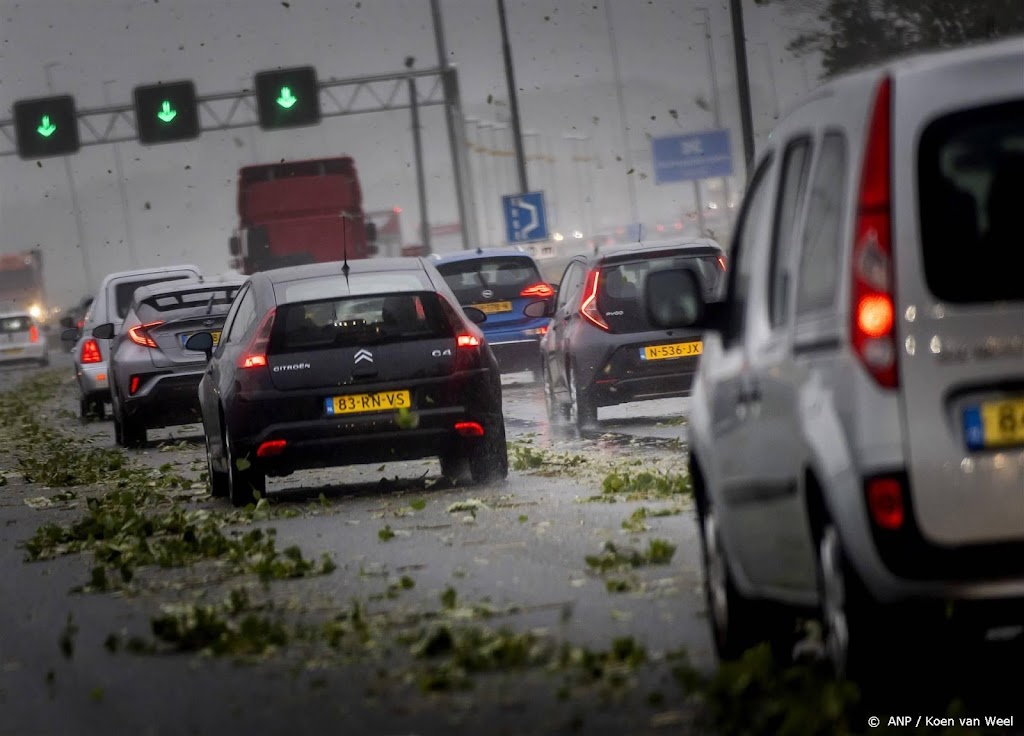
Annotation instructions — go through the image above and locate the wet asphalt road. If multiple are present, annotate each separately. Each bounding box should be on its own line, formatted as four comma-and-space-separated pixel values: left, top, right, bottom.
0, 350, 713, 736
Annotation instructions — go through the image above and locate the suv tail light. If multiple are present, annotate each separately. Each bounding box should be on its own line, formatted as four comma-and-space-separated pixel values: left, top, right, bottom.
81, 338, 102, 364
580, 269, 610, 331
239, 308, 276, 369
851, 76, 897, 389
128, 321, 164, 349
29, 324, 39, 343
520, 282, 554, 298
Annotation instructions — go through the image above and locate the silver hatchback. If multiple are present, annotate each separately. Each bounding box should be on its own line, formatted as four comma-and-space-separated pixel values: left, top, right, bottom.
654, 37, 1024, 682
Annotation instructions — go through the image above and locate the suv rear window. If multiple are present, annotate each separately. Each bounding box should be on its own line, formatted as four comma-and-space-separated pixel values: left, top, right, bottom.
598, 252, 725, 333
114, 275, 194, 319
919, 100, 1024, 303
269, 291, 453, 354
436, 256, 542, 303
0, 316, 32, 333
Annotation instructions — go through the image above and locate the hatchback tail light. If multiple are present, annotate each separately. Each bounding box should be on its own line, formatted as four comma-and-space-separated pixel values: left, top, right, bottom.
580, 268, 609, 331
454, 421, 485, 437
129, 375, 141, 395
240, 309, 276, 369
717, 255, 727, 271
128, 321, 164, 349
866, 475, 905, 531
257, 439, 287, 458
851, 76, 897, 389
29, 324, 39, 343
520, 282, 554, 298
81, 338, 102, 364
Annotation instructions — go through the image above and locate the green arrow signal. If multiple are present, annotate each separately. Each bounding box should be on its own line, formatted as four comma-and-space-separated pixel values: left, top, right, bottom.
157, 100, 177, 123
37, 115, 57, 137
276, 87, 298, 109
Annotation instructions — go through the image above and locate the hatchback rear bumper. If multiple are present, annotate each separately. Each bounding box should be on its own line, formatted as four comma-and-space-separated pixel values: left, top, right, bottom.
489, 337, 542, 373
0, 342, 47, 364
587, 370, 695, 408
123, 371, 204, 428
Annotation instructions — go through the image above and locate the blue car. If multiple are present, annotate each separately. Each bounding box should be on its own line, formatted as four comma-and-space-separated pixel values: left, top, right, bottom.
432, 248, 555, 377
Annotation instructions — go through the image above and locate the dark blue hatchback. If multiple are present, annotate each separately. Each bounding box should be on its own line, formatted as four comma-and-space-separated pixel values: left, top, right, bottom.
432, 248, 555, 377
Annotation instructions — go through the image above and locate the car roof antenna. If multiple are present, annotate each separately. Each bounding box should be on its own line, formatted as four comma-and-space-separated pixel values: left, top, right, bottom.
341, 215, 351, 281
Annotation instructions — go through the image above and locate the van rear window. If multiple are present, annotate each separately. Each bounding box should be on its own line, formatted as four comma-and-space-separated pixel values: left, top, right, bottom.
269, 291, 453, 353
919, 100, 1024, 303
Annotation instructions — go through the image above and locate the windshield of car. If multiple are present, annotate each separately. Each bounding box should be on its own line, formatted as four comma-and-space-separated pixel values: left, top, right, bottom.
269, 291, 452, 353
435, 256, 543, 303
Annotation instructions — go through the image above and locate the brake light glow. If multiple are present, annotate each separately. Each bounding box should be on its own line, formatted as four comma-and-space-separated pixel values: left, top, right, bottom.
239, 308, 276, 369
866, 477, 904, 530
717, 255, 727, 271
81, 339, 102, 364
520, 282, 555, 298
454, 421, 485, 437
128, 321, 163, 349
129, 375, 140, 395
257, 439, 287, 458
851, 76, 898, 389
580, 269, 610, 331
29, 324, 39, 343
457, 334, 481, 348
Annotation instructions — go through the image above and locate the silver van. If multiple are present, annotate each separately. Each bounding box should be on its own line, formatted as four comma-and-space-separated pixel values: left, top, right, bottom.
649, 37, 1024, 681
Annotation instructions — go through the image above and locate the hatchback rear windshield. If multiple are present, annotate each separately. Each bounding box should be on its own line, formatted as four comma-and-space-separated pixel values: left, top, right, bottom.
598, 252, 724, 333
919, 100, 1024, 303
269, 291, 453, 354
0, 316, 32, 333
115, 275, 194, 319
435, 256, 543, 303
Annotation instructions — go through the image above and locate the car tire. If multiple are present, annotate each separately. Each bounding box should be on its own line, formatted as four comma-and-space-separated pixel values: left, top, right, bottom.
112, 410, 124, 446
205, 430, 229, 498
80, 396, 104, 421
468, 420, 509, 484
567, 363, 597, 429
542, 363, 567, 424
224, 427, 265, 507
121, 415, 146, 448
439, 451, 468, 485
700, 502, 787, 660
37, 355, 49, 368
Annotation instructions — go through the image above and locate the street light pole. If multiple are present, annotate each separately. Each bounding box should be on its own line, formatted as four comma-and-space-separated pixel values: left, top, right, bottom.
603, 0, 639, 228
729, 0, 756, 175
44, 62, 93, 293
408, 75, 431, 255
103, 80, 138, 268
695, 8, 733, 232
495, 0, 529, 195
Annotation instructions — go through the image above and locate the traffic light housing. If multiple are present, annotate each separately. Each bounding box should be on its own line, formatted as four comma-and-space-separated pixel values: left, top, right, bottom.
133, 81, 200, 145
254, 66, 321, 130
13, 95, 80, 159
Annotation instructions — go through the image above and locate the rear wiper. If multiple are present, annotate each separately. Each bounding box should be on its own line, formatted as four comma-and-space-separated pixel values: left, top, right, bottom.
204, 292, 216, 315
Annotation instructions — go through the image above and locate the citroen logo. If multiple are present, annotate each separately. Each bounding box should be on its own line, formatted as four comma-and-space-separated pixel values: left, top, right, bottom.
354, 348, 374, 364
482, 289, 494, 299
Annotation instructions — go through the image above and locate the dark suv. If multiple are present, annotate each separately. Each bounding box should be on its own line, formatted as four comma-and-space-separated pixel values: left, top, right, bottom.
540, 238, 725, 427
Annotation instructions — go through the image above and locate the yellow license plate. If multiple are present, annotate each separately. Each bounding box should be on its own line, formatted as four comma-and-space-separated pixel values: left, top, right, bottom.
325, 390, 412, 416
181, 331, 221, 348
964, 398, 1024, 450
471, 301, 513, 314
641, 341, 703, 361
1, 347, 24, 355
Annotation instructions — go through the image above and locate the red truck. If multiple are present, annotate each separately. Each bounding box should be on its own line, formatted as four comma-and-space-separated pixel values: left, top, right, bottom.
229, 156, 377, 274
0, 249, 48, 322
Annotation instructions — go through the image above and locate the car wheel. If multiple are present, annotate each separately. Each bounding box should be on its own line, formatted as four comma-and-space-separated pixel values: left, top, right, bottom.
700, 503, 780, 660
542, 363, 566, 424
121, 415, 146, 448
205, 430, 229, 498
37, 355, 49, 368
469, 420, 509, 484
224, 427, 265, 507
112, 410, 124, 446
567, 363, 597, 429
439, 451, 468, 485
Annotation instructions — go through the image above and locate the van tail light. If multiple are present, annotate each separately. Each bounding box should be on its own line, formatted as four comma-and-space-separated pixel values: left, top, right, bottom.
851, 75, 897, 389
580, 269, 610, 331
81, 338, 102, 364
29, 324, 39, 343
520, 282, 554, 298
866, 475, 905, 531
239, 308, 276, 369
128, 321, 164, 349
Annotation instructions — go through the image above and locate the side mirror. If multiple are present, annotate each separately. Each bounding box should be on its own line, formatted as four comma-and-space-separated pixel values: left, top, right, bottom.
229, 235, 241, 257
523, 301, 553, 318
92, 323, 115, 340
185, 331, 215, 360
61, 328, 80, 342
645, 267, 719, 330
462, 307, 487, 325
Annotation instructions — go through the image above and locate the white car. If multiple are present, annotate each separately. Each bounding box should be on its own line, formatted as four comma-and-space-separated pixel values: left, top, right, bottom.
645, 37, 1024, 681
63, 265, 202, 418
0, 311, 48, 367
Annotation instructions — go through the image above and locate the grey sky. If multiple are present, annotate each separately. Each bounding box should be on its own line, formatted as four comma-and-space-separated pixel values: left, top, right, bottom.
0, 0, 819, 302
